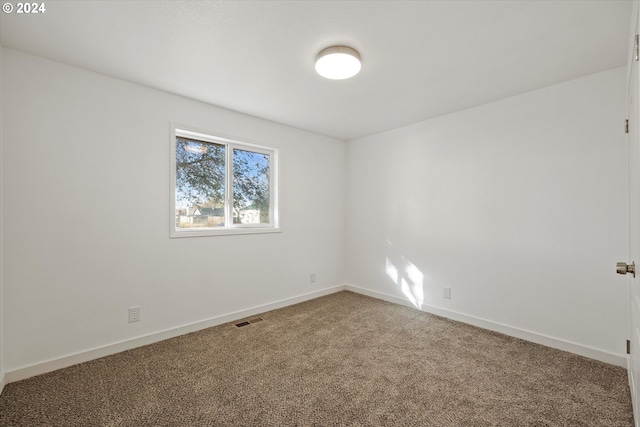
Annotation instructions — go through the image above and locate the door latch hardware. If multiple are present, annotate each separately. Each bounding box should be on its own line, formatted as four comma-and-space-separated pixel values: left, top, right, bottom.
616, 261, 636, 277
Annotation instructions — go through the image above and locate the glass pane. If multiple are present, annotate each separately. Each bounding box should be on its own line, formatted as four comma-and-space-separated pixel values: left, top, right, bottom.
175, 137, 226, 228
233, 148, 270, 224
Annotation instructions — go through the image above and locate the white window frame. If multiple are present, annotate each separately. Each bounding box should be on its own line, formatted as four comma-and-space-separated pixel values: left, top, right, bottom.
170, 123, 280, 238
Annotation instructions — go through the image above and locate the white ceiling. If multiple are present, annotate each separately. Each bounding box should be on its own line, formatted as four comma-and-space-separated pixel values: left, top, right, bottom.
0, 0, 633, 141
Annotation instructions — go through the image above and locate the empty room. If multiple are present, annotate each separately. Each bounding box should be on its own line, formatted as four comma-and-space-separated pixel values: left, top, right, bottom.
1, 0, 639, 425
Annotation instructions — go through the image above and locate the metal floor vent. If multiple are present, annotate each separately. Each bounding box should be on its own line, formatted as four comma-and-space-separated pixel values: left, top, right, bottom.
235, 317, 264, 328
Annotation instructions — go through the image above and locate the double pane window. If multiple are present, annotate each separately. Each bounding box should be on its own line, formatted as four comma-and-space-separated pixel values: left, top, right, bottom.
171, 127, 278, 237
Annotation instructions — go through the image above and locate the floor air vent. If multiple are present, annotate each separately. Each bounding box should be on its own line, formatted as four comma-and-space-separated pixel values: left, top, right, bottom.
235, 317, 264, 328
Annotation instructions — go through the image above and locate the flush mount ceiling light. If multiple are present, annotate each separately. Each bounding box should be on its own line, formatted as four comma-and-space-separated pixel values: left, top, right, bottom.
315, 46, 361, 80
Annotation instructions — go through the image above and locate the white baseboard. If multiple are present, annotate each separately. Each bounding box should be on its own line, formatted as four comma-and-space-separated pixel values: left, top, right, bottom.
6, 285, 346, 384
6, 282, 625, 385
0, 371, 5, 396
345, 284, 627, 367
628, 359, 638, 427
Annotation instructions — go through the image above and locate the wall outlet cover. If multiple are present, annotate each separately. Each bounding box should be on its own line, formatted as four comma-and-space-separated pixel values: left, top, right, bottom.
128, 306, 140, 323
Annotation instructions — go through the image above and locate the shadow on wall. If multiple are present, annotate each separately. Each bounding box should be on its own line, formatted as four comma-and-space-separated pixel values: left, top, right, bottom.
385, 239, 424, 308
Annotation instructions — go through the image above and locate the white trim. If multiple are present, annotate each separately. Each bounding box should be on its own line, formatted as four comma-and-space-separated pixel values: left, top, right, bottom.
0, 371, 5, 396
5, 285, 346, 384
628, 5, 640, 427
629, 355, 638, 427
345, 284, 627, 368
627, 1, 639, 93
5, 282, 626, 384
170, 227, 282, 238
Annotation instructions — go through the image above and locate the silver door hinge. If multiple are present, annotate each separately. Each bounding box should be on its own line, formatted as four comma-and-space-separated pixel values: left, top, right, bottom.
626, 119, 630, 134
628, 339, 631, 355
635, 34, 639, 61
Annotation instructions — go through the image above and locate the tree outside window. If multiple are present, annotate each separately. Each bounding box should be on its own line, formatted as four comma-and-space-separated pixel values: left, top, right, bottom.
172, 128, 277, 236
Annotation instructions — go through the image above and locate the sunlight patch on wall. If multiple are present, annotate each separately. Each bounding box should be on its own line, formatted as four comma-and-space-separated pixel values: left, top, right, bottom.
385, 255, 424, 308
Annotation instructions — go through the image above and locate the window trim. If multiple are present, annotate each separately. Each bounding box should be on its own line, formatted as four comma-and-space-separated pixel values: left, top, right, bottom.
170, 123, 280, 238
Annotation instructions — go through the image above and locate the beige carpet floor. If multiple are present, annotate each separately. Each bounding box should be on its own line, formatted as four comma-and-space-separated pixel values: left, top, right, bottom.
0, 291, 634, 426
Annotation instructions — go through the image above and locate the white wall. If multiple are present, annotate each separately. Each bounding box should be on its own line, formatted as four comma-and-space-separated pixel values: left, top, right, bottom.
346, 67, 628, 364
0, 44, 5, 393
1, 48, 346, 376
0, 45, 629, 382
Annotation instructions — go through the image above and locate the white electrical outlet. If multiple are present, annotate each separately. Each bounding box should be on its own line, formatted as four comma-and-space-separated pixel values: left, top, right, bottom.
442, 287, 451, 299
310, 273, 316, 283
128, 306, 140, 323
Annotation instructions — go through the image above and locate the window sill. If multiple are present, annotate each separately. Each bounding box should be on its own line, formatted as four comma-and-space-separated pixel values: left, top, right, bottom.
170, 227, 281, 238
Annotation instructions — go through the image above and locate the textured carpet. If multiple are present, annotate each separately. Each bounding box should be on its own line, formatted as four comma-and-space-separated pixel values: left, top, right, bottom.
0, 291, 633, 426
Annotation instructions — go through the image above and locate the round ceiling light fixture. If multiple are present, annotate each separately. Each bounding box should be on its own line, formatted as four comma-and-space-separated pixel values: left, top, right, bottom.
315, 46, 361, 80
